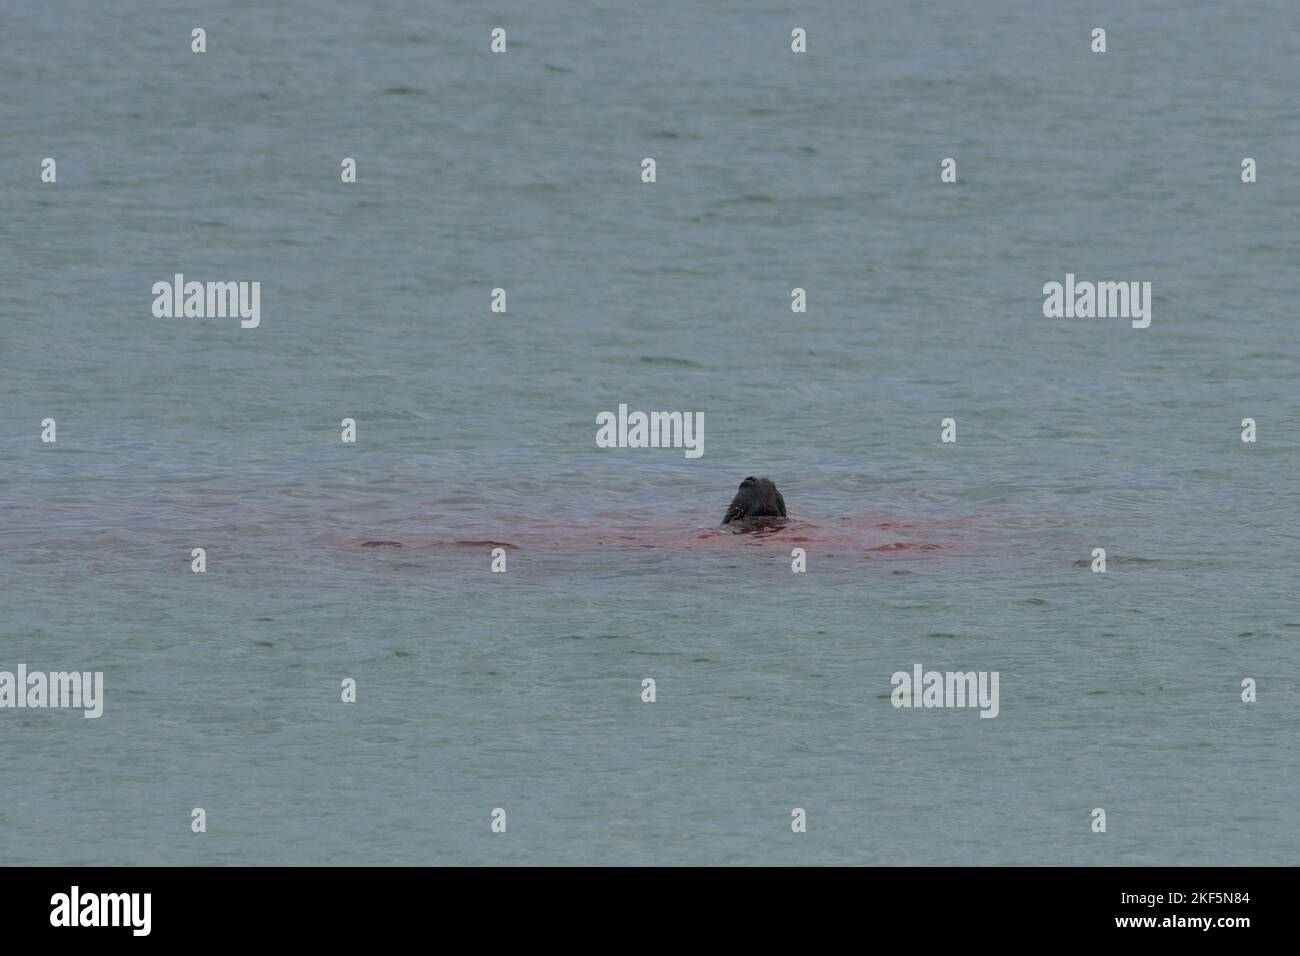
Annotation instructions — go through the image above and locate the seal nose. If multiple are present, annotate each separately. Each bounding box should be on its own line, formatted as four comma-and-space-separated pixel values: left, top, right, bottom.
740, 476, 756, 487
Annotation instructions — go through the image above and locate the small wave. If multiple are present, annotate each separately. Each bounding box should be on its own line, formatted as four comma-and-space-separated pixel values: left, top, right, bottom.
866, 542, 943, 552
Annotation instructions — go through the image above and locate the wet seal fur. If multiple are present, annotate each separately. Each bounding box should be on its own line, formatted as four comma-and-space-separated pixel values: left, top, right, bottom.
722, 476, 787, 527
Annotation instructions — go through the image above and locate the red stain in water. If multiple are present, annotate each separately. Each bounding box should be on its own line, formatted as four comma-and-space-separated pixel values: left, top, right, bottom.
355, 514, 971, 559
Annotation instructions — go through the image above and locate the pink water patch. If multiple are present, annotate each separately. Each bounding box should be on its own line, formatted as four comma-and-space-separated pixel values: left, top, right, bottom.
352, 513, 989, 561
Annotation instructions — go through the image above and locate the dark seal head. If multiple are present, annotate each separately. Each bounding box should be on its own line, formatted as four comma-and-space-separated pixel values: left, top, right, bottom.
722, 476, 787, 525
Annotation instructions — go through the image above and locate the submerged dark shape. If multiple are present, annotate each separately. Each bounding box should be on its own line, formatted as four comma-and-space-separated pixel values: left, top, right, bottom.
722, 476, 787, 525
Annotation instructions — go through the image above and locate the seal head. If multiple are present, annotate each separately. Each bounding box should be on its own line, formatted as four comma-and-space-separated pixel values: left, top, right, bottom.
722, 476, 787, 525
